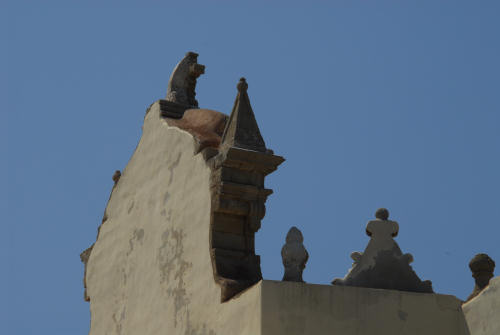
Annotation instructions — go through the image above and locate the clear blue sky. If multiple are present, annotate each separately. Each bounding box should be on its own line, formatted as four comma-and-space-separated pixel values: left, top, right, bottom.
3, 1, 500, 334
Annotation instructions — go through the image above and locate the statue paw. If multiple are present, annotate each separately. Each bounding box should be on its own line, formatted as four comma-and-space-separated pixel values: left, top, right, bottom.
350, 251, 363, 263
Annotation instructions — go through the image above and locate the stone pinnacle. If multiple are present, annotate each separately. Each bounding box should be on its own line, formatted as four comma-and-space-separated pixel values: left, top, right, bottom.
237, 77, 248, 93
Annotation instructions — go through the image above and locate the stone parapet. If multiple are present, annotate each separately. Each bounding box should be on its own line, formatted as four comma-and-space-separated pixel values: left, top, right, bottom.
260, 280, 469, 335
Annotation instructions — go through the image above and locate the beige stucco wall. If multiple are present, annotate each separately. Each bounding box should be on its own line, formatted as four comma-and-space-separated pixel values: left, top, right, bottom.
261, 280, 469, 335
463, 276, 500, 335
85, 102, 261, 335
85, 101, 473, 335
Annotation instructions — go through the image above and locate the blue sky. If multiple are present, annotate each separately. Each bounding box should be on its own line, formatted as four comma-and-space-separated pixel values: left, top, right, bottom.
3, 1, 500, 334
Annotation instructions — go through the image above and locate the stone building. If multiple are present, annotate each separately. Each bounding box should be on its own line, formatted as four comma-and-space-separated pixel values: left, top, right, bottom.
81, 52, 499, 335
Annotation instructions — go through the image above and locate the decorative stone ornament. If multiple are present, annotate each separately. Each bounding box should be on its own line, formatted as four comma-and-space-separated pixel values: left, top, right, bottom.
332, 208, 433, 293
166, 51, 205, 107
209, 78, 284, 301
281, 227, 308, 282
220, 78, 267, 153
112, 170, 121, 185
160, 51, 206, 119
466, 253, 495, 302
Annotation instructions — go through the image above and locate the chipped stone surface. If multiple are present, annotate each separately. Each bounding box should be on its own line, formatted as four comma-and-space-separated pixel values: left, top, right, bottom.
165, 108, 228, 152
85, 102, 261, 334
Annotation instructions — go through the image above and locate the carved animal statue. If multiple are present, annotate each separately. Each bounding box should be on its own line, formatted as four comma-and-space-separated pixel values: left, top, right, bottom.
166, 51, 205, 107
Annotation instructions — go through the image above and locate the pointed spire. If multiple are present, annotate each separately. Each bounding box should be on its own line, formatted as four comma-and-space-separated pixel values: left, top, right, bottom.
221, 78, 266, 152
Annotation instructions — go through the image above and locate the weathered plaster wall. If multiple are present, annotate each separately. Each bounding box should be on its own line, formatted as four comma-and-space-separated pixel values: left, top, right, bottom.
85, 102, 261, 335
260, 280, 469, 335
85, 100, 475, 335
463, 276, 500, 335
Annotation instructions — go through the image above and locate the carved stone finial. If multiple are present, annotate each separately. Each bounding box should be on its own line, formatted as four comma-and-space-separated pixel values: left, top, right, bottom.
112, 170, 121, 185
237, 77, 248, 93
281, 227, 308, 282
220, 77, 266, 152
466, 253, 495, 302
166, 51, 205, 108
375, 208, 389, 220
332, 208, 433, 293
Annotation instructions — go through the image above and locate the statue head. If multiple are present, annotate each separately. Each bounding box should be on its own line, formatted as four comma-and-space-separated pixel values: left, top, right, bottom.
286, 226, 304, 244
469, 253, 495, 289
375, 208, 389, 220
